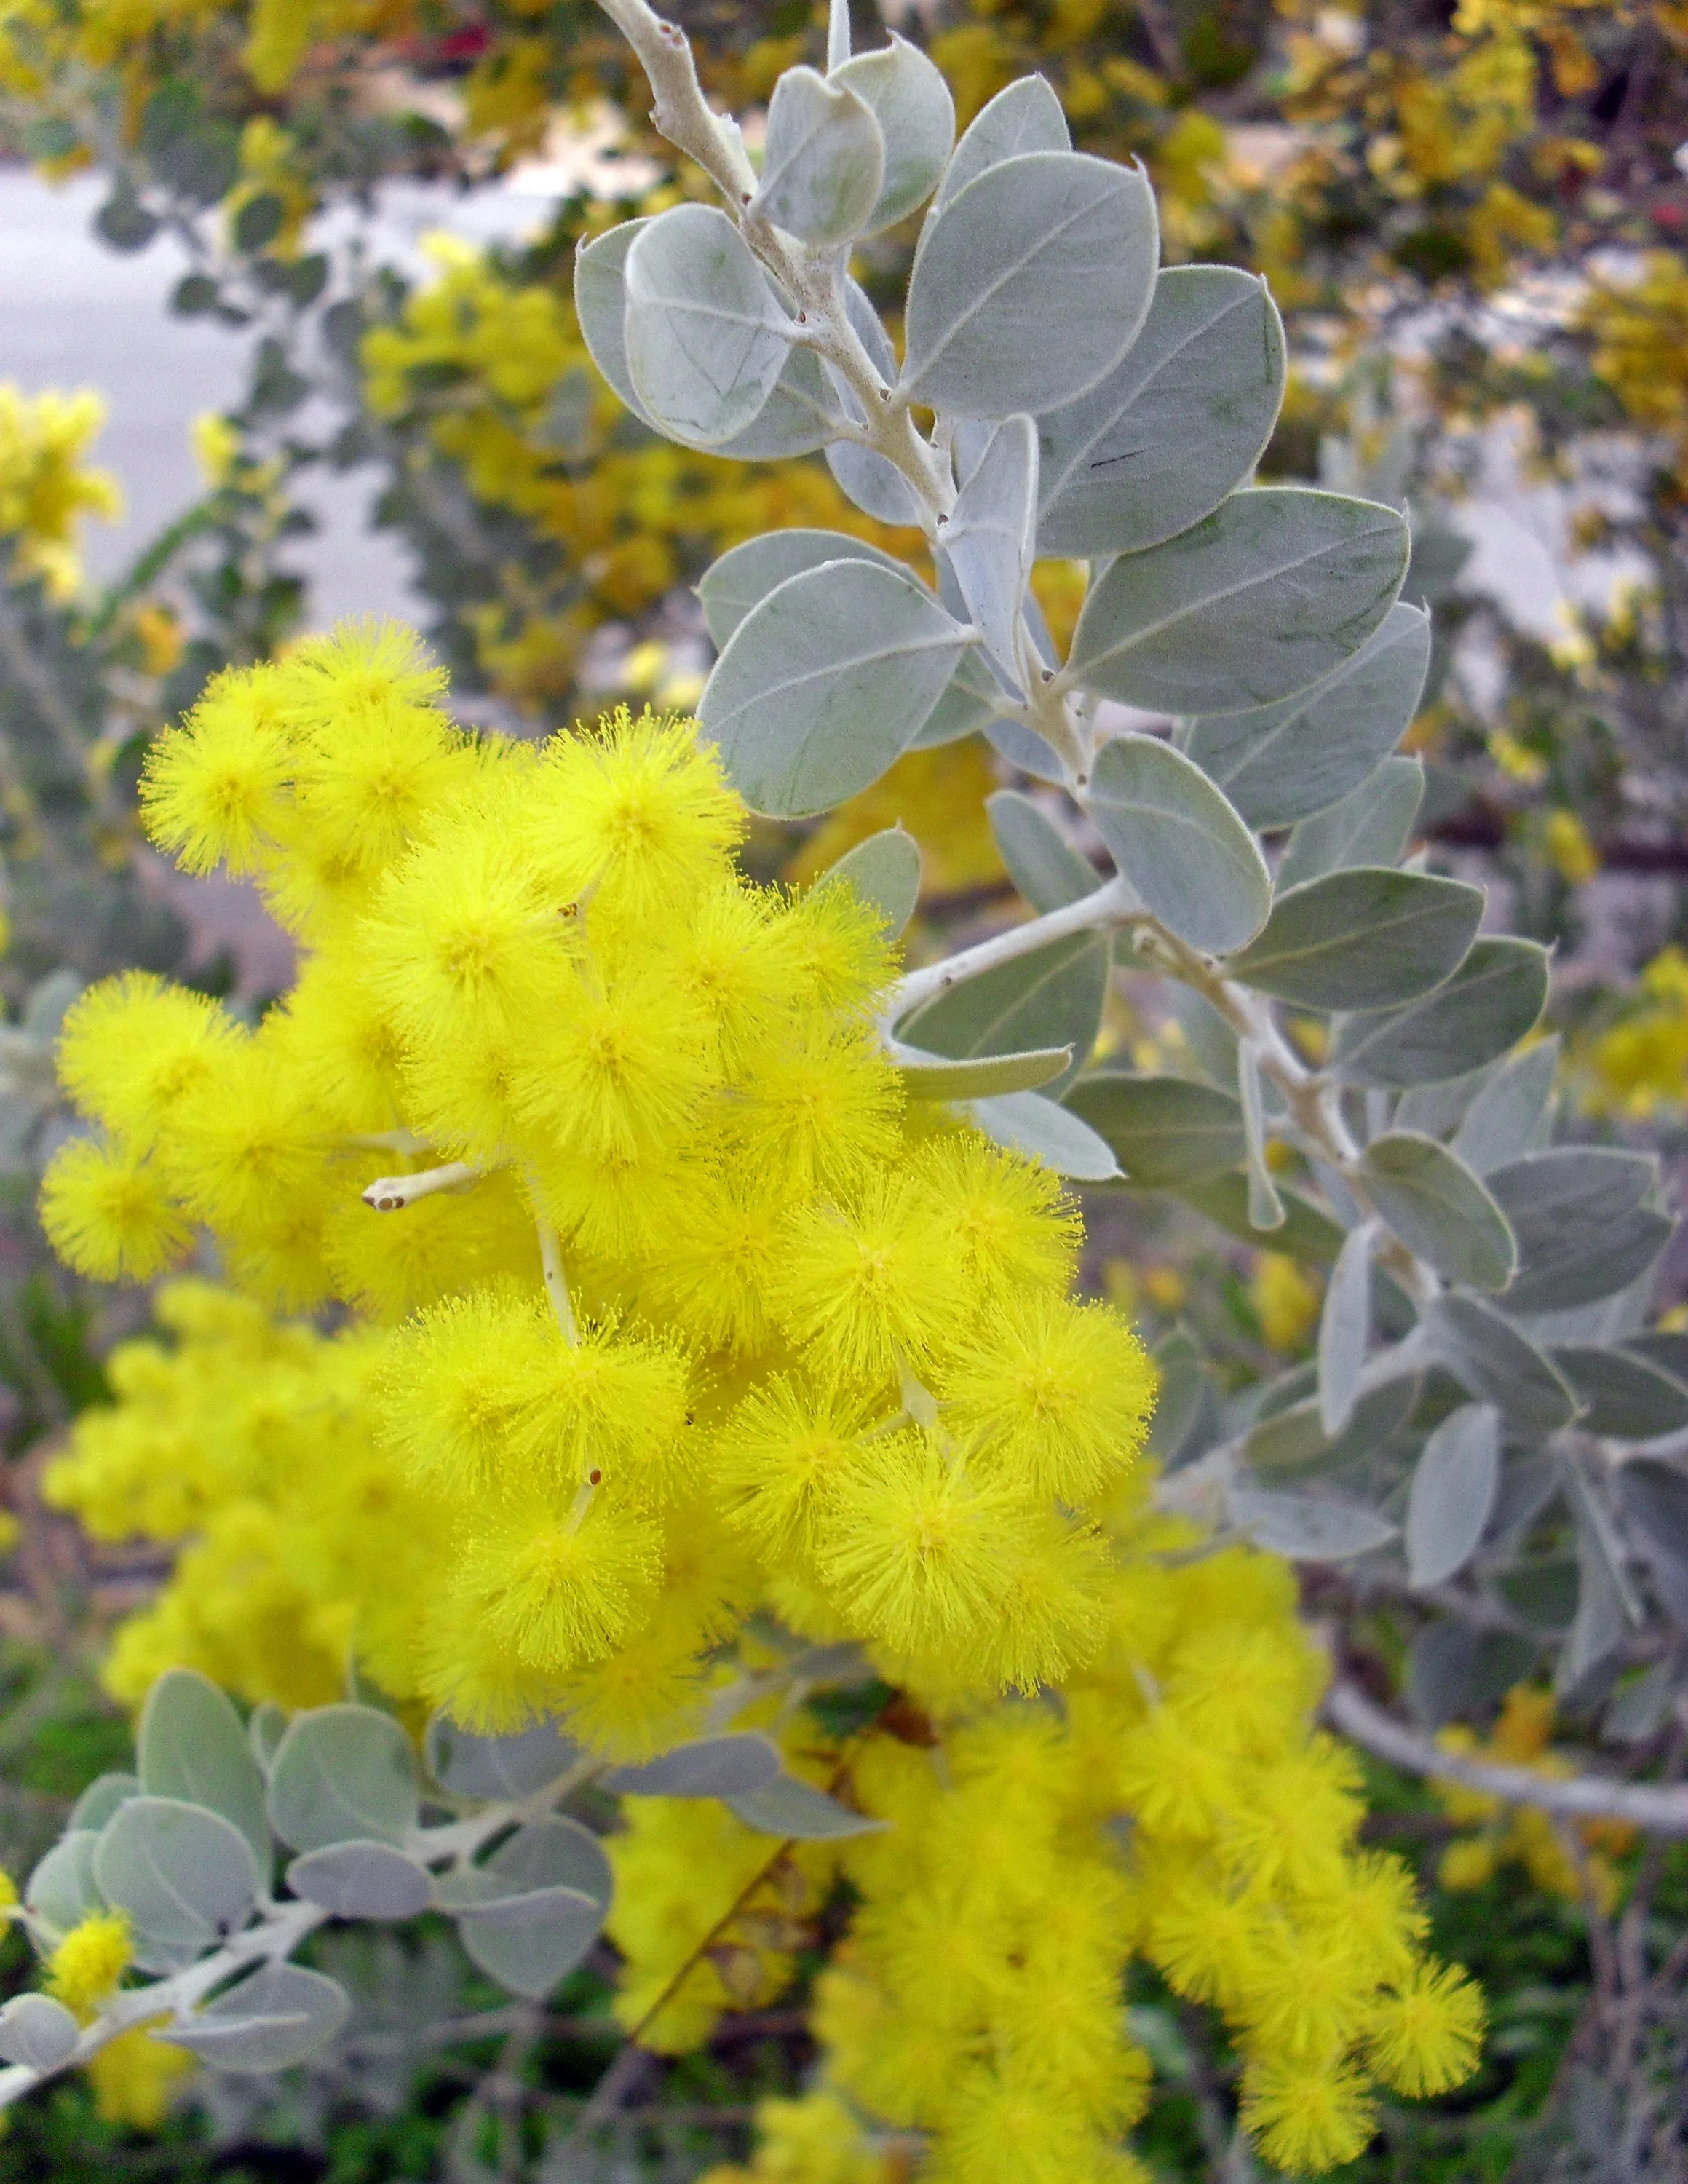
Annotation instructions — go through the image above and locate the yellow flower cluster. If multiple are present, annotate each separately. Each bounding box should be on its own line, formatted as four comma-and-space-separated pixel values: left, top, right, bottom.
360, 240, 919, 711
1579, 948, 1688, 1120
1436, 1685, 1635, 1912
0, 384, 120, 598
42, 620, 1154, 1742
46, 1910, 132, 2021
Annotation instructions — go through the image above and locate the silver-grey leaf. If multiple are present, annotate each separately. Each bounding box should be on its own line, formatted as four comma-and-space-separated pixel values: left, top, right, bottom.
455, 1883, 605, 2001
25, 1832, 101, 1939
95, 1797, 259, 1973
138, 1668, 269, 1873
444, 1814, 612, 1917
1038, 265, 1285, 558
0, 1994, 80, 2072
1429, 1294, 1580, 1434
1275, 755, 1426, 890
1331, 938, 1550, 1088
573, 218, 654, 422
266, 1705, 420, 1854
1228, 1484, 1397, 1560
931, 74, 1069, 216
1066, 488, 1409, 716
1451, 1040, 1558, 1174
940, 413, 1038, 684
825, 437, 925, 523
900, 927, 1107, 1095
1184, 603, 1430, 832
1224, 869, 1483, 1010
725, 1774, 886, 1839
986, 791, 1097, 911
1088, 733, 1269, 954
601, 1733, 782, 1797
1406, 1404, 1499, 1588
903, 151, 1157, 417
895, 1042, 1073, 1100
162, 1963, 350, 2073
1063, 1071, 1245, 1184
697, 531, 906, 651
424, 1715, 581, 1801
1358, 1131, 1517, 1291
700, 560, 972, 818
1237, 1040, 1285, 1231
1487, 1149, 1671, 1314
1553, 1346, 1688, 1439
624, 206, 790, 448
818, 825, 922, 935
966, 1088, 1121, 1179
751, 66, 884, 242
1317, 1221, 1374, 1436
832, 35, 954, 231
68, 1773, 136, 1833
285, 1839, 432, 1920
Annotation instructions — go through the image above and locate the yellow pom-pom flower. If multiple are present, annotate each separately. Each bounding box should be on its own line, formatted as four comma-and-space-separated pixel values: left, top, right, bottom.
46, 1911, 132, 2021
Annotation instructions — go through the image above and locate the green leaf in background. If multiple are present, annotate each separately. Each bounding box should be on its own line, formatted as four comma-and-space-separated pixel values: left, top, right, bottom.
726, 1773, 886, 1838
1451, 1040, 1558, 1173
1430, 1294, 1580, 1434
1275, 756, 1426, 890
266, 1704, 421, 1853
697, 531, 906, 650
750, 66, 884, 243
138, 1666, 270, 1872
95, 1796, 260, 1972
1317, 1221, 1374, 1436
1183, 602, 1431, 831
1062, 1072, 1245, 1184
1066, 488, 1408, 715
1224, 869, 1483, 1010
701, 561, 972, 818
899, 927, 1108, 1093
1406, 1403, 1500, 1588
1088, 734, 1270, 954
931, 74, 1069, 215
1552, 1345, 1688, 1439
965, 1089, 1121, 1179
285, 1840, 434, 1920
1037, 266, 1286, 558
902, 151, 1157, 416
986, 790, 1098, 911
1331, 938, 1550, 1088
831, 34, 955, 232
624, 206, 790, 448
817, 826, 922, 935
1487, 1149, 1673, 1313
1358, 1131, 1517, 1291
162, 1962, 351, 2073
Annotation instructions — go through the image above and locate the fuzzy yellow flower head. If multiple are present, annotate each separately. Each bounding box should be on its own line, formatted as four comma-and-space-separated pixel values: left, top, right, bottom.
46, 1910, 131, 2021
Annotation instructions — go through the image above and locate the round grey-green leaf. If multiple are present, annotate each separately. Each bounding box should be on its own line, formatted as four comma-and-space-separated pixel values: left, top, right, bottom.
286, 1840, 433, 1920
624, 206, 790, 448
601, 1733, 781, 1797
1429, 1295, 1578, 1435
1223, 869, 1483, 1011
752, 66, 884, 243
1067, 488, 1409, 716
986, 790, 1098, 913
69, 1773, 136, 1833
697, 531, 906, 651
162, 1962, 350, 2073
1358, 1132, 1517, 1292
817, 826, 922, 936
25, 1831, 102, 1937
1037, 266, 1285, 558
1062, 1072, 1245, 1185
898, 927, 1107, 1096
138, 1667, 269, 1872
1088, 734, 1269, 955
95, 1797, 259, 1971
1331, 938, 1550, 1088
1406, 1404, 1499, 1588
443, 1815, 613, 1917
966, 1089, 1121, 1179
932, 74, 1069, 215
726, 1774, 886, 1839
902, 151, 1157, 418
454, 1883, 605, 2001
832, 35, 954, 231
424, 1714, 582, 1801
266, 1704, 420, 1853
1182, 601, 1431, 831
0, 1993, 80, 2073
1486, 1149, 1668, 1315
1228, 1485, 1396, 1561
574, 219, 654, 422
700, 559, 972, 818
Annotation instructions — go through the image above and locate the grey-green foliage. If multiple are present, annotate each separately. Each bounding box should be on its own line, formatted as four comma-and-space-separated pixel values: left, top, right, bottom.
563, 4, 1688, 1751
4, 1653, 889, 2101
